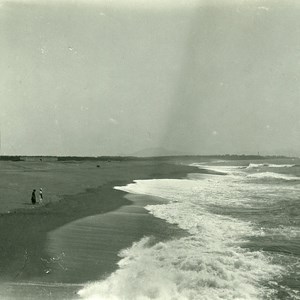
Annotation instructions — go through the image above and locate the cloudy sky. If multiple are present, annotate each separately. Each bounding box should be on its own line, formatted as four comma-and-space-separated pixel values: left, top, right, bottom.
1, 0, 300, 156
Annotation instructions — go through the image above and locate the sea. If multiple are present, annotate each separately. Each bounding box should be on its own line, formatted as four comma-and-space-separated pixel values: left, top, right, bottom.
78, 158, 300, 300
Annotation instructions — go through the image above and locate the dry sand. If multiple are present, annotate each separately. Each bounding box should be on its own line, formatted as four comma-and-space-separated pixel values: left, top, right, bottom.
0, 159, 198, 299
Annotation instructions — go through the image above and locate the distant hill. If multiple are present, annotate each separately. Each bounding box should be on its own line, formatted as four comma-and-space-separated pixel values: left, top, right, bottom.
131, 147, 185, 157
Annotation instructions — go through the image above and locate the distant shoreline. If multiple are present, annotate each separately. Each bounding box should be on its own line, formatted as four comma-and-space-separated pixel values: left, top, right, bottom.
0, 154, 296, 162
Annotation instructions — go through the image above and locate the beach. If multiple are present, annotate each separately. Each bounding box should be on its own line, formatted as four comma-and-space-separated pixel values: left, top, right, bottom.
1, 157, 300, 300
0, 159, 195, 299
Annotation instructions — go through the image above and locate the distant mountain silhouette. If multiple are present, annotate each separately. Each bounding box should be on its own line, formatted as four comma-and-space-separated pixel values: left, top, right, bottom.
131, 147, 185, 157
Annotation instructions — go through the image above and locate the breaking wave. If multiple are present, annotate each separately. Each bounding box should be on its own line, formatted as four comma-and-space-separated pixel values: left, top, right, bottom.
78, 235, 281, 300
247, 172, 300, 181
247, 163, 296, 169
78, 174, 286, 300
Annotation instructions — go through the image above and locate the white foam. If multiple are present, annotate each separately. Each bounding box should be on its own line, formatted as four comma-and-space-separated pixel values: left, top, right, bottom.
78, 236, 281, 300
246, 163, 268, 169
247, 172, 300, 181
263, 225, 300, 239
268, 164, 296, 168
79, 174, 286, 300
247, 163, 296, 169
115, 176, 250, 208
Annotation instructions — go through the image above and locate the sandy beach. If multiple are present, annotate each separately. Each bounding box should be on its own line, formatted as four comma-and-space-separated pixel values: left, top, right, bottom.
0, 159, 197, 299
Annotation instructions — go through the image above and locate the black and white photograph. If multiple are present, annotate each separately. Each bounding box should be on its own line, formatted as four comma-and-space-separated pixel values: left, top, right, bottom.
0, 0, 300, 299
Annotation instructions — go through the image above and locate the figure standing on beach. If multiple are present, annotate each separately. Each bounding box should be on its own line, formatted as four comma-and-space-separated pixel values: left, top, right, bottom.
31, 189, 36, 205
39, 188, 43, 203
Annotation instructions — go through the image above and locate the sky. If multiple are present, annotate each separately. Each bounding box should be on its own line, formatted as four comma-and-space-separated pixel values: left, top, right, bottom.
1, 0, 300, 156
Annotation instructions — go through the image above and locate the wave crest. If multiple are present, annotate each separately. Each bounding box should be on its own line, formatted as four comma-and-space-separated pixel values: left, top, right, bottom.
77, 235, 281, 300
247, 163, 296, 169
247, 172, 300, 181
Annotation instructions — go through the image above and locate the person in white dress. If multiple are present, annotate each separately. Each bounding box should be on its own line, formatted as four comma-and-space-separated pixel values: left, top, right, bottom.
39, 188, 43, 204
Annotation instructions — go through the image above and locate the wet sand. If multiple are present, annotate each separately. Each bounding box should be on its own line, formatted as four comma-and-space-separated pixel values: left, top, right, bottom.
0, 159, 197, 299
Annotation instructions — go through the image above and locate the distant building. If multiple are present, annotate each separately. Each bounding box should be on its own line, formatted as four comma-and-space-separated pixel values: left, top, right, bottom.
20, 156, 58, 162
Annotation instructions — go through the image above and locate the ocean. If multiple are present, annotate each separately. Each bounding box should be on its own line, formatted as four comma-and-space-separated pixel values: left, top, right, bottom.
78, 158, 300, 300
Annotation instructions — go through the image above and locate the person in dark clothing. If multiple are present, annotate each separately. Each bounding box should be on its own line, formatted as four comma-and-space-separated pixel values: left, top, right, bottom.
31, 189, 36, 205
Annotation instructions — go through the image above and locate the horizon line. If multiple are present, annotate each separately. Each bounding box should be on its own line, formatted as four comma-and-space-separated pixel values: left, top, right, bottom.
0, 154, 297, 159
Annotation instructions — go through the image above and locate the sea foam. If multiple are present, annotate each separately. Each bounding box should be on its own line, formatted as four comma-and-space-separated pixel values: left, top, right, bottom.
78, 235, 281, 300
247, 163, 296, 169
78, 171, 284, 300
247, 172, 300, 181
